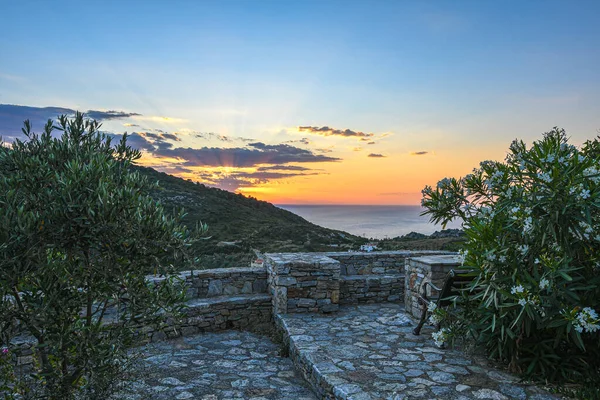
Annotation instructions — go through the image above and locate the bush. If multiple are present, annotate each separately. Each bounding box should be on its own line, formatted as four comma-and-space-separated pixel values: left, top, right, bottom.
0, 113, 204, 399
421, 128, 600, 384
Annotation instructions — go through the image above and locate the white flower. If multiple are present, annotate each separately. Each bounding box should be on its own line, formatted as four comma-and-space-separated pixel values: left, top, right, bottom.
486, 253, 497, 262
518, 244, 529, 256
518, 298, 527, 306
428, 313, 442, 325
572, 307, 600, 333
580, 189, 591, 200
538, 172, 552, 183
523, 216, 533, 234
431, 328, 448, 347
499, 255, 507, 263
539, 278, 550, 290
427, 302, 437, 313
511, 285, 525, 295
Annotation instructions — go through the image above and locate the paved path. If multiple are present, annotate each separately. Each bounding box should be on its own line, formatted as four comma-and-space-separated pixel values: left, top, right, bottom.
278, 303, 560, 400
116, 330, 317, 400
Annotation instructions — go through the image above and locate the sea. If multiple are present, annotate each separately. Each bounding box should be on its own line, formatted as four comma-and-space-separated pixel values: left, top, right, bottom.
277, 205, 462, 240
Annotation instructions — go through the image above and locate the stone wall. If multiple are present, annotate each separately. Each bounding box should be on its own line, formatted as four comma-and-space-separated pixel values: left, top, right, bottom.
264, 253, 340, 314
10, 267, 272, 370
264, 251, 454, 308
324, 250, 455, 276
340, 275, 403, 304
404, 255, 462, 319
147, 266, 268, 299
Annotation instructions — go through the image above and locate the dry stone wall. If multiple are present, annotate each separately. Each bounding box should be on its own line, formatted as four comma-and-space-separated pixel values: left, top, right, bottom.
264, 253, 340, 314
9, 252, 459, 371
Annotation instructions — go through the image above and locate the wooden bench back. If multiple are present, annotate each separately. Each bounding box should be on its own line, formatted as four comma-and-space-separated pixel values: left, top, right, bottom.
437, 269, 474, 307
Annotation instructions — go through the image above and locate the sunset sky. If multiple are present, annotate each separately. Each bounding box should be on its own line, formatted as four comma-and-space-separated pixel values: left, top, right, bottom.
1, 0, 599, 205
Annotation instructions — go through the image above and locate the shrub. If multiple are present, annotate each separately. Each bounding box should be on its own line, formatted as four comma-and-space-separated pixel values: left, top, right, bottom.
0, 113, 204, 399
421, 128, 600, 383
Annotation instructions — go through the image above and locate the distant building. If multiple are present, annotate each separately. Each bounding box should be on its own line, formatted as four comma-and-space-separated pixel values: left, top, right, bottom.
251, 258, 264, 268
360, 243, 378, 252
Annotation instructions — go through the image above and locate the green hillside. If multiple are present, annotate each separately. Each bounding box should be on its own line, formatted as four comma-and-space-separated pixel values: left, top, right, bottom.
137, 166, 366, 268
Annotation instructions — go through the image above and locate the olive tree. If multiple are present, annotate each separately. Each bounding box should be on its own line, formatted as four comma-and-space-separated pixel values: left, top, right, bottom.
0, 113, 203, 398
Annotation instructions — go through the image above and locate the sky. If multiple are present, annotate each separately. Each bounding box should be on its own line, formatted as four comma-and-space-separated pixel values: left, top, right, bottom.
1, 0, 599, 205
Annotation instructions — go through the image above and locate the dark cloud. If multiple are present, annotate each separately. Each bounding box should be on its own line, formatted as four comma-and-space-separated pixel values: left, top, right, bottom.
410, 151, 429, 155
367, 141, 376, 145
315, 148, 334, 153
194, 131, 254, 143
298, 125, 374, 138
136, 131, 181, 142
85, 110, 141, 120
368, 153, 386, 158
0, 104, 142, 139
256, 165, 313, 172
107, 130, 181, 152
155, 142, 340, 168
163, 167, 323, 192
285, 137, 311, 145
0, 104, 74, 137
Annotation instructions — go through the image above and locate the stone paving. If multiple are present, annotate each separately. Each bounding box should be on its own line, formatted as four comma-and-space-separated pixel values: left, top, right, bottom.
116, 330, 317, 400
278, 303, 561, 400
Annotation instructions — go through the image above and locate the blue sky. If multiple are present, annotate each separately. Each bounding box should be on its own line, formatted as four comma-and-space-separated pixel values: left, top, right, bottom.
1, 0, 599, 204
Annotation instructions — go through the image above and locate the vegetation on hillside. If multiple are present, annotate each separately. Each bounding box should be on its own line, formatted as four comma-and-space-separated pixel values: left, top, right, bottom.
137, 166, 366, 268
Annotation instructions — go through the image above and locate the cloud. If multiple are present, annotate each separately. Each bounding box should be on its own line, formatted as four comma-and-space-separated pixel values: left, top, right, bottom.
353, 147, 362, 152
107, 130, 181, 152
194, 131, 254, 143
367, 141, 376, 145
410, 151, 429, 155
0, 104, 143, 138
256, 165, 313, 172
124, 123, 140, 127
178, 168, 323, 192
0, 104, 75, 137
154, 142, 340, 168
285, 137, 311, 145
298, 125, 374, 138
368, 153, 386, 158
85, 110, 141, 120
315, 148, 334, 153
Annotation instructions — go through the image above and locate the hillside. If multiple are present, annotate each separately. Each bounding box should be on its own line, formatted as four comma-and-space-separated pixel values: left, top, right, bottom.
136, 167, 366, 268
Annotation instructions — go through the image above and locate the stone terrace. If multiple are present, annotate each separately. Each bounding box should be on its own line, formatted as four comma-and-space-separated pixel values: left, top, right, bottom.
116, 330, 316, 400
9, 252, 565, 399
277, 303, 559, 400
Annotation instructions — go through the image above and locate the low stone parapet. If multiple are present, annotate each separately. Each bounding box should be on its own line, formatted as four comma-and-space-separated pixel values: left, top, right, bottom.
146, 266, 268, 299
324, 250, 454, 275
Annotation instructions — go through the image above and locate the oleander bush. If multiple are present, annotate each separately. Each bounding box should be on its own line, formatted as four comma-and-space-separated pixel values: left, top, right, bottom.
421, 128, 600, 385
0, 113, 204, 399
